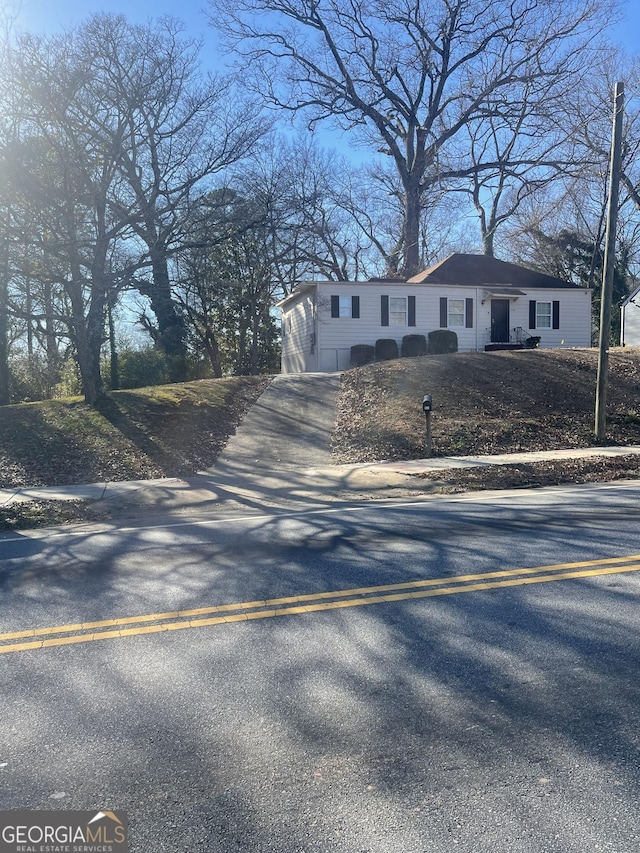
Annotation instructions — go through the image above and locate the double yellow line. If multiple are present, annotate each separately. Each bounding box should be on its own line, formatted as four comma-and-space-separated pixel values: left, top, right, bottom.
2, 554, 640, 656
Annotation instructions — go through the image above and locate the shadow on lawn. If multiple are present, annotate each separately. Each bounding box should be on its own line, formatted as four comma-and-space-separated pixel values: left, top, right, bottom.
93, 396, 176, 472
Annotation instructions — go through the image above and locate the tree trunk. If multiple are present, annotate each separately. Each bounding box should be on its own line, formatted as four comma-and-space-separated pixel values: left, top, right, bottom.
70, 307, 103, 405
65, 278, 105, 406
147, 246, 188, 383
44, 280, 58, 397
204, 331, 223, 378
76, 337, 103, 405
0, 274, 8, 406
482, 230, 496, 257
25, 275, 33, 356
402, 178, 422, 278
237, 321, 247, 375
248, 295, 262, 375
108, 302, 119, 390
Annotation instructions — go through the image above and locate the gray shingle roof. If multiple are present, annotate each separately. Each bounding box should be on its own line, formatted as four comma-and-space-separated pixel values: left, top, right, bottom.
408, 253, 583, 289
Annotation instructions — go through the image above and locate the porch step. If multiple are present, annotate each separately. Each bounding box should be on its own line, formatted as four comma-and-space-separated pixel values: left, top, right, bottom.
484, 343, 525, 352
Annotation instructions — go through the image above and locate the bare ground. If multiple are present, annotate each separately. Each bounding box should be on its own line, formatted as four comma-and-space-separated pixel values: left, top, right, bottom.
330, 347, 640, 491
331, 348, 640, 460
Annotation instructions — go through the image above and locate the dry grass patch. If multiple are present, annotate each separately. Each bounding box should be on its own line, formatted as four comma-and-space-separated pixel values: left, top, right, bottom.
0, 376, 270, 488
416, 454, 640, 493
331, 348, 640, 463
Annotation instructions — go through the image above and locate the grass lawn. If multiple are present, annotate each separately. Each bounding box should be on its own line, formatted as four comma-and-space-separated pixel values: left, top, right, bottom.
0, 376, 270, 488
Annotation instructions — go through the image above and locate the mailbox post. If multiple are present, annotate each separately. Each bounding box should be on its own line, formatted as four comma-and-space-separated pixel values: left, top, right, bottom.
422, 395, 433, 457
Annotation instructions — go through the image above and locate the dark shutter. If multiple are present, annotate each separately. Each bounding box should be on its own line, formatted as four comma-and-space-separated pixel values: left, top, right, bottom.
351, 295, 360, 319
465, 297, 473, 329
529, 300, 536, 330
439, 297, 448, 328
381, 295, 389, 326
331, 295, 339, 318
552, 300, 560, 329
408, 295, 416, 327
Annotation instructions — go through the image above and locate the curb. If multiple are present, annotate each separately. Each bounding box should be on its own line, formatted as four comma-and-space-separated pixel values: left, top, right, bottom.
2, 447, 640, 507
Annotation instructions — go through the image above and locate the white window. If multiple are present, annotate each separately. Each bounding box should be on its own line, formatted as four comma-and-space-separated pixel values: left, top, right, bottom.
390, 296, 407, 325
339, 296, 352, 318
448, 299, 465, 327
536, 301, 552, 328
331, 294, 360, 319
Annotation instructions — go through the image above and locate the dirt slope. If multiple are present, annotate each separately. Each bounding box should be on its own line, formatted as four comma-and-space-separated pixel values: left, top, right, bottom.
331, 348, 640, 463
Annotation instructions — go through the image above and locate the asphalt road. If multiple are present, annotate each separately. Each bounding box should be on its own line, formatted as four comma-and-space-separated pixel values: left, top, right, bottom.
2, 482, 640, 852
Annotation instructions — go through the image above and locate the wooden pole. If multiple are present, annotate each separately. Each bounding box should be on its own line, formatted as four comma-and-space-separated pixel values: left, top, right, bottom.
595, 82, 625, 441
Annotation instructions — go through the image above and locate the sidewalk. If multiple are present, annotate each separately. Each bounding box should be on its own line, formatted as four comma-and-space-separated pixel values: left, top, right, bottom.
2, 373, 639, 517
2, 445, 640, 512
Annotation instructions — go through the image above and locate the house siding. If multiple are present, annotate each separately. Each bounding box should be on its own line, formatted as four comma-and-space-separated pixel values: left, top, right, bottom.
317, 283, 482, 356
280, 291, 318, 373
622, 289, 640, 346
280, 279, 592, 373
516, 289, 592, 348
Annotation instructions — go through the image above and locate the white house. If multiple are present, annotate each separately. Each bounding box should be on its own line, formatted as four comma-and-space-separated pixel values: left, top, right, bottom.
621, 285, 640, 346
278, 253, 593, 373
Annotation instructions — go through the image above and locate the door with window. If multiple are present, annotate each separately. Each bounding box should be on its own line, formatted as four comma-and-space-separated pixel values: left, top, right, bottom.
490, 299, 509, 343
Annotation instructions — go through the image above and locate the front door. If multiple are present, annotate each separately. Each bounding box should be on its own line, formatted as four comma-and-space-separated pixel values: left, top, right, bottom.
490, 299, 509, 343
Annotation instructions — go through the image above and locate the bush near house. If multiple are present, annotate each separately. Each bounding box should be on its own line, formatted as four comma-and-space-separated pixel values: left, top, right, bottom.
375, 338, 400, 360
350, 344, 376, 367
401, 334, 428, 357
428, 329, 458, 354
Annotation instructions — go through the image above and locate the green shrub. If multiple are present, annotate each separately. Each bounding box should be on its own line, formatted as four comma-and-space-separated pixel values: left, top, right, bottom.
428, 329, 458, 354
350, 344, 375, 367
401, 334, 427, 357
9, 353, 61, 402
53, 358, 82, 398
375, 338, 399, 360
116, 348, 171, 389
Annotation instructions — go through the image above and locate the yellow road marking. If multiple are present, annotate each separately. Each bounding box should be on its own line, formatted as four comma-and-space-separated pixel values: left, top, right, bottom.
2, 552, 639, 643
1, 555, 640, 655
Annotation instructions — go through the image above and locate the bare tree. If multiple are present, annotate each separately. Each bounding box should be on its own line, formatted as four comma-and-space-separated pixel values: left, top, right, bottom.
208, 0, 617, 276
0, 9, 20, 405
175, 190, 281, 376
0, 14, 266, 401
76, 14, 266, 380
511, 52, 640, 283
174, 136, 377, 375
577, 54, 640, 274
450, 80, 585, 257
241, 136, 375, 285
2, 31, 138, 404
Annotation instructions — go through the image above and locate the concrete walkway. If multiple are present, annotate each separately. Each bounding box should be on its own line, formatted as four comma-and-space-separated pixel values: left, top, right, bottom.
1, 372, 639, 516
215, 372, 341, 470
2, 446, 640, 513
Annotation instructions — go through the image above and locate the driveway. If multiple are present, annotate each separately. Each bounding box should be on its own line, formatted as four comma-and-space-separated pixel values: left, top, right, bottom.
214, 372, 341, 471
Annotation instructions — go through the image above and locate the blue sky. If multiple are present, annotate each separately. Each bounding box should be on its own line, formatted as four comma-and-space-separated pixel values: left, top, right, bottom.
14, 0, 207, 31
13, 0, 211, 39
9, 0, 640, 70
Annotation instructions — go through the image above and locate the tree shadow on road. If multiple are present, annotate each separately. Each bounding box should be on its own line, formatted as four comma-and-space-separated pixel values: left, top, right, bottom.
4, 490, 640, 851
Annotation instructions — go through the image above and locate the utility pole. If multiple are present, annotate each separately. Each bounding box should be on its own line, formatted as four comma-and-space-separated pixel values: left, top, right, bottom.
0, 206, 10, 407
595, 81, 625, 441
